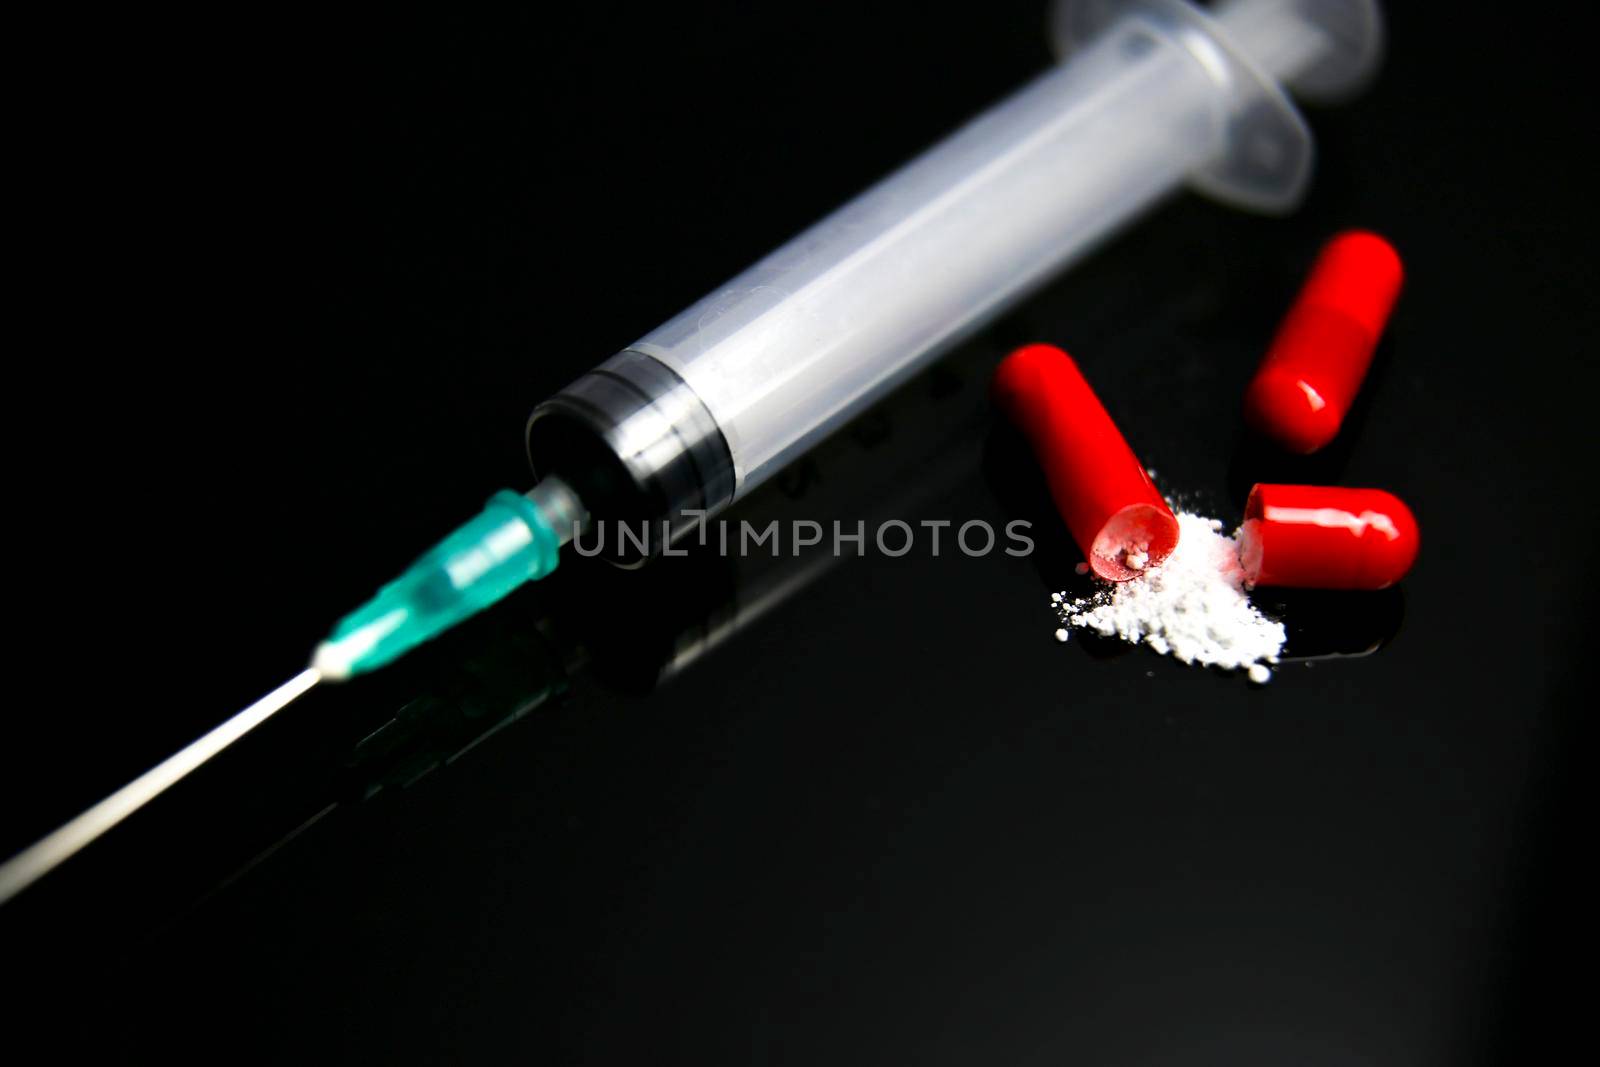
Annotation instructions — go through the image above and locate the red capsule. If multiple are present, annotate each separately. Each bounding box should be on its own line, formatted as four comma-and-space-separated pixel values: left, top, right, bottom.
993, 344, 1177, 581
1244, 231, 1403, 453
1239, 484, 1419, 589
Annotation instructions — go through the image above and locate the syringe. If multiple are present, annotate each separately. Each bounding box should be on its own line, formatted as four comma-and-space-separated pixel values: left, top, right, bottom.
0, 0, 1382, 903
314, 0, 1381, 679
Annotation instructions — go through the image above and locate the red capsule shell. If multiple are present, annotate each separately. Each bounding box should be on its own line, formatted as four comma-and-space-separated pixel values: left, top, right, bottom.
993, 344, 1177, 581
1239, 484, 1420, 589
1245, 231, 1404, 453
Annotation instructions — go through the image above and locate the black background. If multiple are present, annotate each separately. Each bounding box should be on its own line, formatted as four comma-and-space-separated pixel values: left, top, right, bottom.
3, 2, 1594, 1062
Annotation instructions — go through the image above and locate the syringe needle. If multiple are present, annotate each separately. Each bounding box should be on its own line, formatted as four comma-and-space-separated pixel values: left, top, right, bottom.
0, 478, 584, 906
0, 667, 323, 906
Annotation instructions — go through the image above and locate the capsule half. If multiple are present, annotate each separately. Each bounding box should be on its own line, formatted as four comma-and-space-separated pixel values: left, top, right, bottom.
1244, 231, 1403, 453
993, 344, 1177, 581
1239, 483, 1420, 590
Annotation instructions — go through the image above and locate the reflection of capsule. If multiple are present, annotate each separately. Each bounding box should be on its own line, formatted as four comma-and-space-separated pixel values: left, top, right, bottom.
1253, 586, 1405, 663
1244, 231, 1403, 453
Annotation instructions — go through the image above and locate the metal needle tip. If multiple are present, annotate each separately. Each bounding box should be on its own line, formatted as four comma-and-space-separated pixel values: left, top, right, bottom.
0, 667, 323, 906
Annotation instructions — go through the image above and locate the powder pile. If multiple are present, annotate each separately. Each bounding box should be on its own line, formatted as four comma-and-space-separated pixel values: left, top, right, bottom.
1053, 511, 1285, 681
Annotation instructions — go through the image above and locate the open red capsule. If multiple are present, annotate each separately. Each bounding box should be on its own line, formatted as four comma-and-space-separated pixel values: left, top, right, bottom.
1244, 231, 1403, 453
993, 344, 1177, 581
1239, 484, 1419, 589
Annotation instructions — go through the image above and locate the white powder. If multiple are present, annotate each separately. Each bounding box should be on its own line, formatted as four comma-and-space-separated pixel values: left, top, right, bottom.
1055, 511, 1284, 680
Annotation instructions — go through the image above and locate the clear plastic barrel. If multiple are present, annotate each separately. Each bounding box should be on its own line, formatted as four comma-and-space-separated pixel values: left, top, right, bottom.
633, 19, 1217, 494
596, 0, 1381, 505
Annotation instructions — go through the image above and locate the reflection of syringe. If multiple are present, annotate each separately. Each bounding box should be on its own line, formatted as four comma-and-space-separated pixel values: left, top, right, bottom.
0, 0, 1384, 903
65, 333, 1400, 917
568, 347, 998, 689
70, 353, 993, 913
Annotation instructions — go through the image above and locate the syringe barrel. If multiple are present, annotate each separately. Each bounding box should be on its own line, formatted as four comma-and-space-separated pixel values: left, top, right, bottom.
528, 0, 1380, 556
636, 23, 1215, 495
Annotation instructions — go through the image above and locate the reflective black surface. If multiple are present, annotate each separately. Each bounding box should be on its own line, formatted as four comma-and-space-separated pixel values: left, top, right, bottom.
5, 3, 1593, 1061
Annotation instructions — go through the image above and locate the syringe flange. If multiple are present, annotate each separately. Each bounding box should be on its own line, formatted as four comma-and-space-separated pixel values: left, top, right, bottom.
1050, 0, 1383, 213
